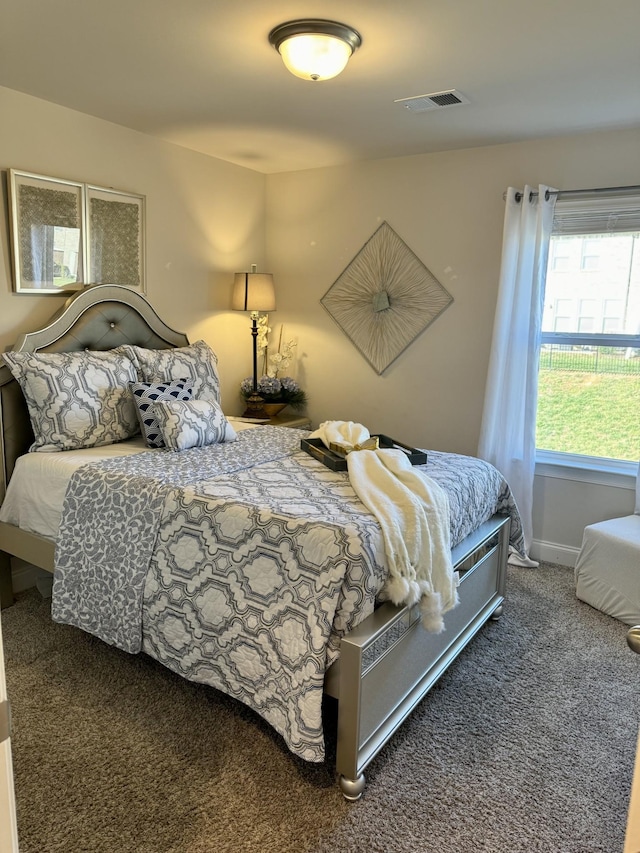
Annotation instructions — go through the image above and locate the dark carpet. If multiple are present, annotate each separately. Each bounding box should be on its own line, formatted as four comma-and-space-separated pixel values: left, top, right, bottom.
2, 562, 637, 852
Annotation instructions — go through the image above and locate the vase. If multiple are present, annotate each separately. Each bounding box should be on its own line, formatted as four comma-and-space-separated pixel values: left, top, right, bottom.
262, 403, 287, 419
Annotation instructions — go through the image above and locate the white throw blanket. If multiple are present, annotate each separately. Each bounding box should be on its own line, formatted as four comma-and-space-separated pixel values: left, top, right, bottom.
309, 421, 459, 632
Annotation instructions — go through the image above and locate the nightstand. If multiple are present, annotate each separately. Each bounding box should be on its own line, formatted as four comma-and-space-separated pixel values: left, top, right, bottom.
269, 413, 311, 429
227, 414, 311, 430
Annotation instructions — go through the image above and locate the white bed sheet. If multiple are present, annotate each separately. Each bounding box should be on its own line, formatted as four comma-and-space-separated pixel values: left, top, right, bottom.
0, 420, 258, 539
0, 438, 149, 539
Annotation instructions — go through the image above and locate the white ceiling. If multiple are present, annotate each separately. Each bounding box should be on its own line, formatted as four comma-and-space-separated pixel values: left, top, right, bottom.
1, 0, 639, 174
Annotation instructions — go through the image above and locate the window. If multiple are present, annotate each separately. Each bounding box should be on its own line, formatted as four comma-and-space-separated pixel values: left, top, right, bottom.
536, 195, 640, 466
580, 238, 601, 271
551, 243, 571, 272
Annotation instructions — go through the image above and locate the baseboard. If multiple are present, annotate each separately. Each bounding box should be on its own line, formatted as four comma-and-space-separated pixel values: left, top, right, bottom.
531, 539, 580, 568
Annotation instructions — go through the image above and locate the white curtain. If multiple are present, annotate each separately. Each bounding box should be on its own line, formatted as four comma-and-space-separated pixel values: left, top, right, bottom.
478, 185, 557, 562
29, 224, 55, 286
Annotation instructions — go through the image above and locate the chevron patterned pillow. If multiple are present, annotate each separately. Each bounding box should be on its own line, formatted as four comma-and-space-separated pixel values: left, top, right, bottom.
131, 380, 193, 448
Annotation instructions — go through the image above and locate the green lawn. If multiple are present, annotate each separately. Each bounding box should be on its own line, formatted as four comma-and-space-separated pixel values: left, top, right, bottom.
536, 367, 640, 461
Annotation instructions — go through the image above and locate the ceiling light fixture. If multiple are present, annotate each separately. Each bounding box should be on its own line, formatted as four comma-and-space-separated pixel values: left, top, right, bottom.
268, 19, 362, 82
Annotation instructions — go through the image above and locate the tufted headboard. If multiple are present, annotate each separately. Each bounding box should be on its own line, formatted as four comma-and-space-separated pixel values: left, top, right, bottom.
0, 284, 190, 501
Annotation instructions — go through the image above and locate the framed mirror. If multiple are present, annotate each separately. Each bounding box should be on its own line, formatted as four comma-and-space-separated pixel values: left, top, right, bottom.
7, 170, 146, 294
8, 171, 85, 294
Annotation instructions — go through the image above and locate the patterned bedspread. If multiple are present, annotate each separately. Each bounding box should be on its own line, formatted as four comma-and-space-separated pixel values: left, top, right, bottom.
52, 427, 523, 762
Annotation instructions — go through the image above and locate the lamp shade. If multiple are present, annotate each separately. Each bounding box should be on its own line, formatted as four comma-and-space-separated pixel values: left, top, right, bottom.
231, 272, 276, 312
279, 33, 352, 81
269, 20, 361, 82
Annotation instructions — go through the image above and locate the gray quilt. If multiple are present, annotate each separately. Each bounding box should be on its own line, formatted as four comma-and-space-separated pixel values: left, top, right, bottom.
52, 427, 524, 762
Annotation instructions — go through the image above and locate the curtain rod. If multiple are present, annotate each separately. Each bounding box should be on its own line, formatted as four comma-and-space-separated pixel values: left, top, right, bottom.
509, 184, 640, 203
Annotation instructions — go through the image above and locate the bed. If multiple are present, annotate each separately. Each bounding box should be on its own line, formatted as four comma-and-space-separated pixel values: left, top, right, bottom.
0, 284, 523, 800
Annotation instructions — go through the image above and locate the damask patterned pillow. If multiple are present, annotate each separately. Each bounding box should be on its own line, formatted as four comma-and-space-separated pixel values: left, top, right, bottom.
152, 399, 236, 452
2, 347, 140, 452
131, 380, 194, 448
127, 341, 221, 405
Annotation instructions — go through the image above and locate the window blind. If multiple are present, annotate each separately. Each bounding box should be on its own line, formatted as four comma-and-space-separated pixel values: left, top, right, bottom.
553, 193, 640, 235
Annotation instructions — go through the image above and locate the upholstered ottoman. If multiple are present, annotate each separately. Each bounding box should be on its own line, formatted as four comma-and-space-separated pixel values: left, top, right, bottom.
575, 467, 640, 624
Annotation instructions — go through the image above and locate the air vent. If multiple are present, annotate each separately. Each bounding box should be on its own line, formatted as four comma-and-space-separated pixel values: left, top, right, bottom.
394, 89, 470, 113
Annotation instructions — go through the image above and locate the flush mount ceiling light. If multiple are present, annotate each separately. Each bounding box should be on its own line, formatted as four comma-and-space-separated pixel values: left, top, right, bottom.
268, 19, 362, 81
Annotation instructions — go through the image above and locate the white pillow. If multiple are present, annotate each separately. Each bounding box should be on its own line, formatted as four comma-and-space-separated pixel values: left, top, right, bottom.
3, 347, 139, 452
152, 399, 236, 452
126, 340, 221, 405
635, 461, 640, 515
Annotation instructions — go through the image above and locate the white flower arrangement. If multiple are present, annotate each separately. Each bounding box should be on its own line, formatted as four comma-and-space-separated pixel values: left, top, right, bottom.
241, 320, 307, 409
256, 314, 271, 354
267, 334, 296, 378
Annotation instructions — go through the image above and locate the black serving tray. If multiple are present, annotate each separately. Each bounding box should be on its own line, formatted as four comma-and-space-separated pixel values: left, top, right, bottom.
300, 434, 427, 471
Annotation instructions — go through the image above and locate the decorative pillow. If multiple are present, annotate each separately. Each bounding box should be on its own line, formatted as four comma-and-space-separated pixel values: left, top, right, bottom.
127, 340, 221, 405
131, 380, 194, 448
2, 347, 139, 452
151, 399, 236, 452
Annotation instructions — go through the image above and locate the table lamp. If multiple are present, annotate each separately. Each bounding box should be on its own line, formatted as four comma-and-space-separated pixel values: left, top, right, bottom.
231, 264, 276, 419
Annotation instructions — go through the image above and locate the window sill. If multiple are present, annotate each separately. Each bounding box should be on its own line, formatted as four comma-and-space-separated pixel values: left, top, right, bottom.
535, 450, 637, 489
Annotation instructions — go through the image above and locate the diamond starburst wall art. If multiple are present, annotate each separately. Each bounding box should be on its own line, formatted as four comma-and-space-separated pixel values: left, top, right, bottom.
321, 221, 453, 374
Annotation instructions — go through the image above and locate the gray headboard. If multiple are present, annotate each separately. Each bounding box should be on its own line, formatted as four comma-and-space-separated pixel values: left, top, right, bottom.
0, 284, 190, 500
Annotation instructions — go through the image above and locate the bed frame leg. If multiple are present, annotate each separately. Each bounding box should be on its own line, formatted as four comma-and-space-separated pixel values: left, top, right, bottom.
0, 551, 14, 609
339, 773, 366, 801
490, 603, 504, 620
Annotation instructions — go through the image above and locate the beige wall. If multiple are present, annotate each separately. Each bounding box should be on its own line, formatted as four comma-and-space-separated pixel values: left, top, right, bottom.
0, 85, 267, 415
266, 128, 640, 560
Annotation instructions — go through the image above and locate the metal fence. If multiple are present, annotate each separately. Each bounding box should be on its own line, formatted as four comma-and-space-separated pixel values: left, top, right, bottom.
539, 345, 640, 375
